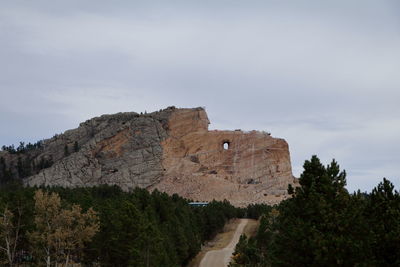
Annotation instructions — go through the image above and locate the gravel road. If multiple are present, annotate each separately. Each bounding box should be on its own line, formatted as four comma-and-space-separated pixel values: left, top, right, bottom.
199, 219, 249, 267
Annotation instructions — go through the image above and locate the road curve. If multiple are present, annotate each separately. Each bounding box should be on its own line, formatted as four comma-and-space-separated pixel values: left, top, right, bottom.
199, 219, 249, 267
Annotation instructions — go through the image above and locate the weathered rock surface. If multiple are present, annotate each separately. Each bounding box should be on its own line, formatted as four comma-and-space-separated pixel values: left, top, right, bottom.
152, 108, 297, 206
24, 110, 173, 190
2, 107, 297, 206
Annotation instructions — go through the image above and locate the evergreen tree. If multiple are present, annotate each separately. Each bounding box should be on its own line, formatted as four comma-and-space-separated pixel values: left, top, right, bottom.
73, 141, 79, 152
231, 156, 400, 267
0, 158, 13, 185
64, 145, 69, 156
368, 178, 400, 266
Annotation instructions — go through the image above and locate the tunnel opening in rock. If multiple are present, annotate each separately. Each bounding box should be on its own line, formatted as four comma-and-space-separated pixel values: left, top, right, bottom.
223, 141, 230, 150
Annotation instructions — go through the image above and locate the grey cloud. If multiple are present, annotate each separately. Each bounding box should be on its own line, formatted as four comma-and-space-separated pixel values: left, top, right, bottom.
1, 0, 399, 192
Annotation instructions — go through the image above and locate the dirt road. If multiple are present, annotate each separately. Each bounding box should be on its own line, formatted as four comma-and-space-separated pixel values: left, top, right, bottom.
199, 219, 249, 267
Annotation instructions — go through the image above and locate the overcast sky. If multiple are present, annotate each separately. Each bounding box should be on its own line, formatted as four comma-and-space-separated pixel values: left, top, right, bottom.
1, 0, 399, 192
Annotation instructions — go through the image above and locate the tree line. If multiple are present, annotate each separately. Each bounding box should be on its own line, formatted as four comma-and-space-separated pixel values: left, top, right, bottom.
0, 156, 54, 185
1, 141, 43, 155
0, 140, 81, 184
0, 183, 258, 266
231, 155, 400, 266
0, 139, 53, 184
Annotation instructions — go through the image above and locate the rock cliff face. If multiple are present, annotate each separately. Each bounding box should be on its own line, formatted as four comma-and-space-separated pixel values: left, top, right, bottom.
1, 107, 297, 206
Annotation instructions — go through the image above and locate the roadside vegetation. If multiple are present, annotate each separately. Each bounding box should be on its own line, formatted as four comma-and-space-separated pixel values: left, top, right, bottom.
230, 155, 400, 267
0, 181, 267, 266
4, 153, 395, 266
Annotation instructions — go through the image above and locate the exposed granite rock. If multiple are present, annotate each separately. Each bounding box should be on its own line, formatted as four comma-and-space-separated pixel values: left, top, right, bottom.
23, 109, 176, 190
152, 108, 297, 206
2, 106, 297, 206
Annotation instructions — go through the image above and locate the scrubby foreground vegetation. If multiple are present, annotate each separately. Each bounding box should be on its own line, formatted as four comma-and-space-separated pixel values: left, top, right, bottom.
231, 156, 400, 267
0, 184, 259, 267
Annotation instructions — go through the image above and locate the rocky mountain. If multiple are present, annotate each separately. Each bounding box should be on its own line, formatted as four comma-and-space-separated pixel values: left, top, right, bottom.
0, 107, 298, 206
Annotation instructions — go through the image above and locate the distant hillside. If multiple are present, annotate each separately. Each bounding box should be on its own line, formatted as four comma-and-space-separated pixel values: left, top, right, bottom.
0, 106, 298, 206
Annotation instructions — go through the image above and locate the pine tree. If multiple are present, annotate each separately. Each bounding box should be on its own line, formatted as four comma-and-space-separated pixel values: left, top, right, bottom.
368, 178, 400, 265
73, 141, 79, 152
64, 145, 69, 156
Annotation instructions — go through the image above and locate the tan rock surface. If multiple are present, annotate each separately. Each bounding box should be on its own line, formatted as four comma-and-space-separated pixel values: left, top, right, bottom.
151, 108, 296, 206
1, 106, 296, 206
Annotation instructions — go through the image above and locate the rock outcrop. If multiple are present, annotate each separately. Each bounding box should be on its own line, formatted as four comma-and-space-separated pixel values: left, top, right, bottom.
1, 107, 297, 206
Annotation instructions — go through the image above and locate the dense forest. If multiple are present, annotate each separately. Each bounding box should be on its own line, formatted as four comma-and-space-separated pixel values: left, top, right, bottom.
231, 156, 400, 266
3, 145, 399, 266
0, 182, 268, 266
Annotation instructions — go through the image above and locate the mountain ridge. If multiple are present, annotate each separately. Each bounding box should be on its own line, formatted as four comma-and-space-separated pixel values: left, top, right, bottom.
0, 106, 297, 206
